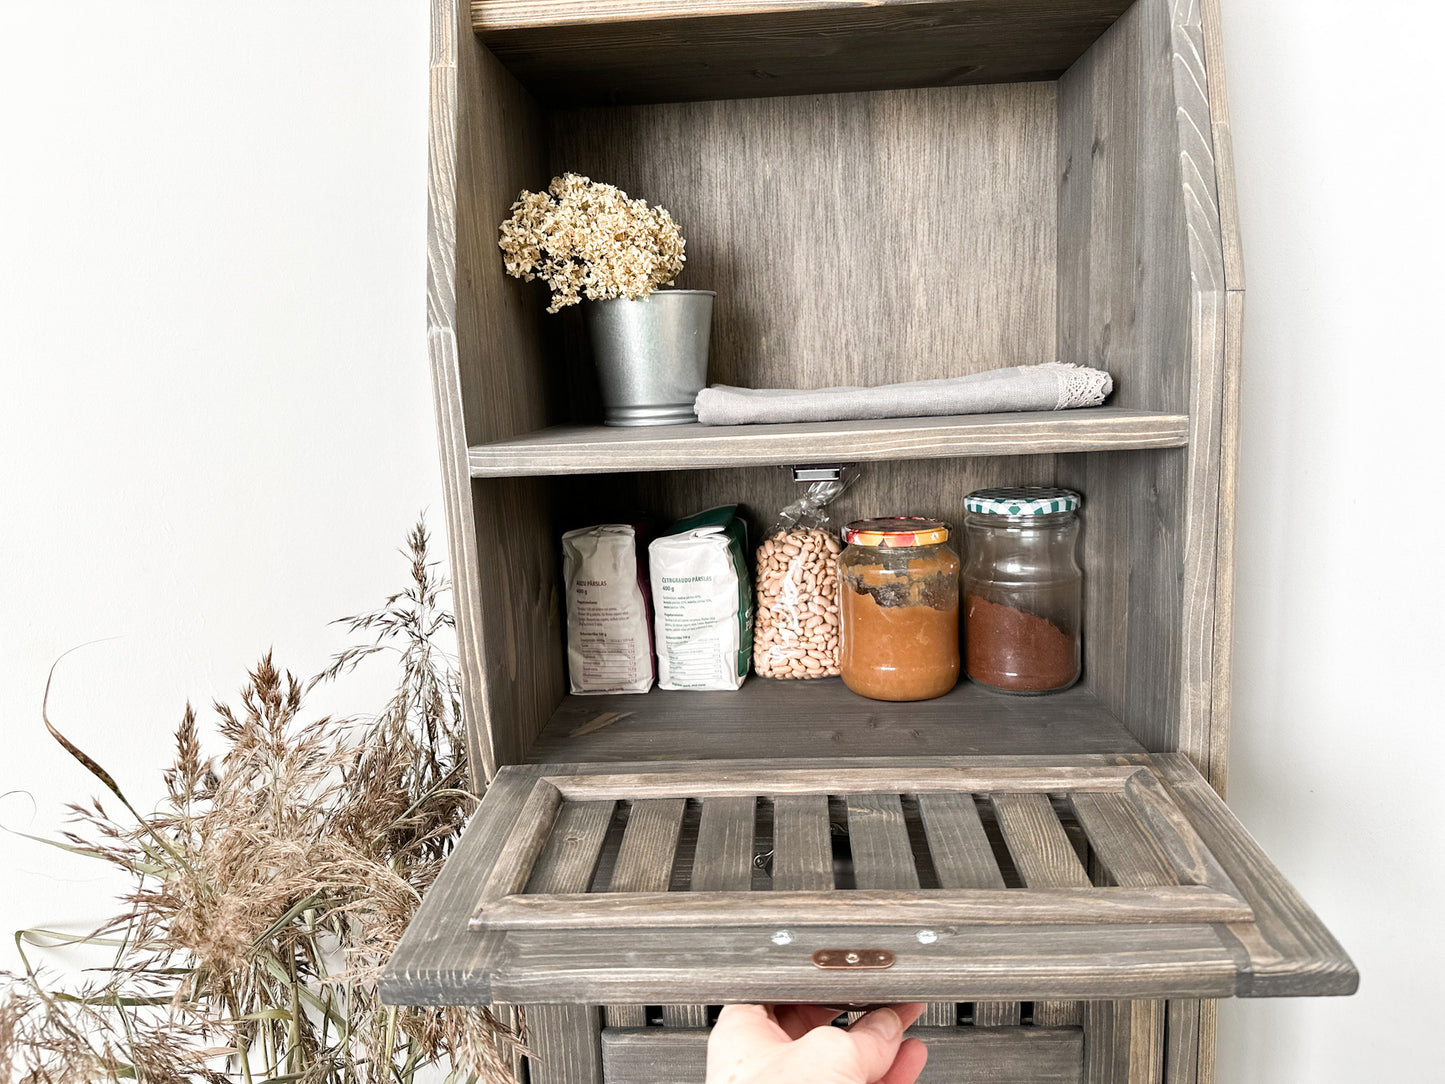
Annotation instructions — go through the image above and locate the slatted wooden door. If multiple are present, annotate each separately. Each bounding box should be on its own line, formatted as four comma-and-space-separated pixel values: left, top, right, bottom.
413, 754, 1355, 1007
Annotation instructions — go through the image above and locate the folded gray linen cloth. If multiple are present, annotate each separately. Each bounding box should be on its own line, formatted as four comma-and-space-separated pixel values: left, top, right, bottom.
694, 363, 1112, 426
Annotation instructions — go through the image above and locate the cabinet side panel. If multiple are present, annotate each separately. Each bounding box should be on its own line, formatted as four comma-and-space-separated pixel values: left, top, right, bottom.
470, 476, 564, 769
549, 82, 1057, 404
1057, 0, 1227, 760
450, 34, 563, 771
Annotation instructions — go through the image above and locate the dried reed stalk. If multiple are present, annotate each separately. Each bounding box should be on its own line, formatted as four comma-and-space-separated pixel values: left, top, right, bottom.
2, 522, 522, 1084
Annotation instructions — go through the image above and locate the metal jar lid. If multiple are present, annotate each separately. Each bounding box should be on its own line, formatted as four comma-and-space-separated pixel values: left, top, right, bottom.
963, 486, 1081, 516
841, 517, 950, 547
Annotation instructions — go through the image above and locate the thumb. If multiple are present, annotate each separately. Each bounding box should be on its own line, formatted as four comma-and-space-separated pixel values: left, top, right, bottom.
788, 1007, 907, 1083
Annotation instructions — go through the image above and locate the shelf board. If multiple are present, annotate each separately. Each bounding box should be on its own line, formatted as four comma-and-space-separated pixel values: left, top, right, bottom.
469, 408, 1187, 477
527, 677, 1144, 763
474, 0, 1133, 105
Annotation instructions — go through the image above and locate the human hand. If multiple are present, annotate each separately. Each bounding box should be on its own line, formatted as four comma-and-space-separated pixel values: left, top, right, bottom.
705, 1003, 928, 1084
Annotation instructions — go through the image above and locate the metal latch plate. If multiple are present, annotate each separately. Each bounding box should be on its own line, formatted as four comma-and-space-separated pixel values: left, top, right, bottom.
811, 949, 896, 970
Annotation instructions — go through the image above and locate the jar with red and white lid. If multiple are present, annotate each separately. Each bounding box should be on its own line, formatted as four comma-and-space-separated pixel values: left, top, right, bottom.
838, 517, 960, 702
962, 487, 1082, 694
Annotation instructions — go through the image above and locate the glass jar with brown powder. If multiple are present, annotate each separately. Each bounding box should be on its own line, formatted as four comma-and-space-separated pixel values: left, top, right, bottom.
962, 487, 1081, 694
838, 518, 960, 702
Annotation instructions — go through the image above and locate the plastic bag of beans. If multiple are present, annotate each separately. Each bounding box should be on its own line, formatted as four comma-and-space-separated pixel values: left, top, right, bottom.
753, 469, 857, 679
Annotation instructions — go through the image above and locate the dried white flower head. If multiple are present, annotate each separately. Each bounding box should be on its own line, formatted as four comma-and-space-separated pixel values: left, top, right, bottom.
498, 173, 686, 313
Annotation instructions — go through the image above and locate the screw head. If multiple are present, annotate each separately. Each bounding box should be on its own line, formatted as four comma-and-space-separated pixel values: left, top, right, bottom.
916, 929, 939, 944
771, 930, 794, 946
844, 952, 861, 963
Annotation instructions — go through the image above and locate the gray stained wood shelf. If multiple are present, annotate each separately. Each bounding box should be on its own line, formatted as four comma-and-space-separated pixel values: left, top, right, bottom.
468, 408, 1189, 477
528, 679, 1145, 763
474, 0, 1134, 104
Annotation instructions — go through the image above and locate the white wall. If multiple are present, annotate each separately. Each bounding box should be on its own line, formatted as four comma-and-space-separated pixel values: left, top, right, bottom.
2, 1, 1439, 1080
0, 2, 439, 974
1215, 1, 1444, 1078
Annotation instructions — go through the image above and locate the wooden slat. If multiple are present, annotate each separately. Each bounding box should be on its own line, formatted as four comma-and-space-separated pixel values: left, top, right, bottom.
771, 793, 834, 891
991, 793, 1089, 1027
691, 796, 755, 892
492, 923, 1238, 1004
601, 1025, 1084, 1084
918, 793, 1006, 889
525, 1004, 602, 1084
974, 1001, 1022, 1027
1151, 755, 1357, 996
1084, 1000, 1165, 1084
846, 793, 920, 890
524, 799, 614, 894
608, 798, 687, 893
551, 765, 1141, 801
1121, 769, 1241, 894
1072, 791, 1176, 887
473, 779, 563, 909
530, 681, 1146, 764
1163, 999, 1200, 1084
660, 1004, 709, 1027
476, 884, 1251, 931
991, 794, 1092, 889
605, 1006, 646, 1028
468, 410, 1190, 477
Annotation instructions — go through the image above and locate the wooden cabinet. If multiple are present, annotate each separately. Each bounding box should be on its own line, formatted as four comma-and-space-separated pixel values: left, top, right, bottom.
382, 1, 1354, 1081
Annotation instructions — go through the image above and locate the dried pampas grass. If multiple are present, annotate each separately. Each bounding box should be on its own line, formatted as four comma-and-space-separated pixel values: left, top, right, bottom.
2, 522, 522, 1084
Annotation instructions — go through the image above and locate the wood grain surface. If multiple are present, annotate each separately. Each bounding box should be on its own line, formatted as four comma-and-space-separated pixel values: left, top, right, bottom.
550, 82, 1057, 394
468, 409, 1189, 477
476, 1, 1131, 104
528, 680, 1144, 763
601, 1024, 1085, 1083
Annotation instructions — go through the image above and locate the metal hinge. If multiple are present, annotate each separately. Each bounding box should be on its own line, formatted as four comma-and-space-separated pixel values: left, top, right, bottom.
811, 949, 896, 970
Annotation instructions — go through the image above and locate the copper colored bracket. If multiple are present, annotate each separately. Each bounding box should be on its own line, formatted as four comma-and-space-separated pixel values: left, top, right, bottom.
811, 949, 896, 970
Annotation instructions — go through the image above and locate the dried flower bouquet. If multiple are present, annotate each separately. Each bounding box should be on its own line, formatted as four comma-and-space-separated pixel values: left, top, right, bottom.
498, 172, 685, 312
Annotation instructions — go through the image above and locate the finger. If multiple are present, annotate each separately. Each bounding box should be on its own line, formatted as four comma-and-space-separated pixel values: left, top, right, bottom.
772, 1003, 844, 1040
879, 1037, 929, 1084
888, 1003, 927, 1031
710, 1004, 788, 1048
823, 1006, 905, 1081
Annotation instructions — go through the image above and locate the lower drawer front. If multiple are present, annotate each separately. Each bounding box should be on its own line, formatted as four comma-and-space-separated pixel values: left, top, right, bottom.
600, 1025, 1083, 1084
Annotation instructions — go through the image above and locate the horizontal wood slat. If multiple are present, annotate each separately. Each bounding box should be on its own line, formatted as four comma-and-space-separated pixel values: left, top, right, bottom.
601, 1024, 1084, 1084
548, 765, 1143, 800
474, 885, 1253, 930
1071, 791, 1176, 888
467, 410, 1190, 477
491, 923, 1239, 1003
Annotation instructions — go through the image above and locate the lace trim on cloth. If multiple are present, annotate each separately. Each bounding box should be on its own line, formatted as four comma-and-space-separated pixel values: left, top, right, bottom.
1043, 362, 1114, 409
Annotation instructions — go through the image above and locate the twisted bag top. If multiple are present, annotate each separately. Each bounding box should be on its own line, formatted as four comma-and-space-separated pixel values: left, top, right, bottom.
693, 363, 1113, 426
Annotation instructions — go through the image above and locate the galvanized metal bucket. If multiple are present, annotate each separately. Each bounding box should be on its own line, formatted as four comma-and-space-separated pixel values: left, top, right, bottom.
583, 289, 715, 426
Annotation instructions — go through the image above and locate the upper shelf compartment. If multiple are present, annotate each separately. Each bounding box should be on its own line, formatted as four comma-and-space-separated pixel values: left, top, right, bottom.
472, 0, 1135, 105
468, 407, 1187, 477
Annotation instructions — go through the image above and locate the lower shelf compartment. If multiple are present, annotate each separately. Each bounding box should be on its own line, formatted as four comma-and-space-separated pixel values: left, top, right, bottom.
602, 1025, 1083, 1084
528, 680, 1144, 763
380, 753, 1356, 1008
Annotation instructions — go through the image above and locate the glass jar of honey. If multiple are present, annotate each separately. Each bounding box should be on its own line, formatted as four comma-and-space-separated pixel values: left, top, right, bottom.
838, 518, 960, 701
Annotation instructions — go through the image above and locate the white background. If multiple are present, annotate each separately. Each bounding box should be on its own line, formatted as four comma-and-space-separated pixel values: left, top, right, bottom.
1, 2, 1440, 1080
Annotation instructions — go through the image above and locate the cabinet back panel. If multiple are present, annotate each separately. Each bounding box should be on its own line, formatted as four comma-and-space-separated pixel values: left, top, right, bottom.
548, 82, 1057, 405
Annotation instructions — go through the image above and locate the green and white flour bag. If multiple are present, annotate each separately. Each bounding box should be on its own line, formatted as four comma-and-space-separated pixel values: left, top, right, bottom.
648, 506, 754, 690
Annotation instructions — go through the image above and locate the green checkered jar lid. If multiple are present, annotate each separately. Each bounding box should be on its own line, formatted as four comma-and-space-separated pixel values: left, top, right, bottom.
964, 486, 1081, 516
